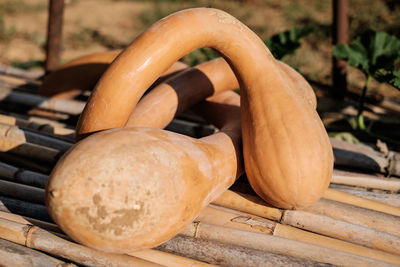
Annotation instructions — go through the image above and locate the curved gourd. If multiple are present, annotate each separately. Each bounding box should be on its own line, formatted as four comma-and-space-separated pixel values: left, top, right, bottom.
46, 8, 333, 253
75, 8, 332, 208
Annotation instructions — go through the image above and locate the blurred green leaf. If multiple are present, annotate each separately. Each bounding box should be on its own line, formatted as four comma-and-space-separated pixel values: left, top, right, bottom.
265, 26, 314, 59
333, 30, 400, 89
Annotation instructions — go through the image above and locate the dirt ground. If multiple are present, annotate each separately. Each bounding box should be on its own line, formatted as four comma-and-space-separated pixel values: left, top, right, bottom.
0, 0, 399, 97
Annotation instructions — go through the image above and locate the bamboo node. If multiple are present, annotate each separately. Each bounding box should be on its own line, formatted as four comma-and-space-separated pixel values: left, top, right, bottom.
193, 221, 200, 238
25, 225, 38, 248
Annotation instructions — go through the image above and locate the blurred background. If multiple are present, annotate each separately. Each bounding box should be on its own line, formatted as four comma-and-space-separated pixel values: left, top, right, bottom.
0, 0, 399, 96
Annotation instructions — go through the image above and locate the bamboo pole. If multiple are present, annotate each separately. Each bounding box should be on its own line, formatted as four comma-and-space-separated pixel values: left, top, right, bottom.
333, 147, 388, 173
0, 211, 214, 267
0, 132, 61, 163
0, 210, 62, 235
0, 238, 75, 267
0, 179, 45, 204
180, 222, 394, 267
212, 190, 283, 221
0, 123, 72, 152
330, 137, 382, 157
281, 210, 400, 255
0, 152, 52, 174
129, 249, 215, 267
0, 217, 163, 267
0, 114, 75, 141
159, 235, 325, 267
0, 64, 43, 80
324, 188, 400, 216
331, 186, 400, 207
0, 161, 48, 188
303, 198, 400, 237
0, 195, 52, 222
331, 172, 400, 192
198, 205, 400, 265
0, 88, 85, 115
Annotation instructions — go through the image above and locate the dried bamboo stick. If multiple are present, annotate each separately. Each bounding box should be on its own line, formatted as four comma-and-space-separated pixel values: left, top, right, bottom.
330, 137, 382, 156
0, 238, 75, 267
212, 190, 283, 221
331, 186, 400, 207
0, 195, 52, 222
331, 172, 400, 191
0, 217, 163, 267
159, 235, 327, 267
0, 179, 45, 204
281, 210, 400, 255
180, 221, 394, 267
0, 161, 48, 188
0, 152, 52, 174
0, 113, 75, 141
7, 112, 68, 128
0, 88, 85, 115
303, 198, 400, 237
0, 210, 61, 235
0, 123, 72, 152
0, 133, 61, 163
0, 210, 214, 267
324, 188, 400, 216
198, 205, 400, 265
333, 147, 388, 173
129, 249, 215, 267
0, 64, 43, 80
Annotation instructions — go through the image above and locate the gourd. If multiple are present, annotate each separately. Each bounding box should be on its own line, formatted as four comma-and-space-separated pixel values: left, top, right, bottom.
74, 8, 332, 207
47, 90, 242, 252
46, 8, 333, 252
38, 50, 187, 99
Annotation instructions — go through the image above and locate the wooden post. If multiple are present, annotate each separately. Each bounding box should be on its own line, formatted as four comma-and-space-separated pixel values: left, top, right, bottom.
332, 0, 348, 99
45, 0, 64, 72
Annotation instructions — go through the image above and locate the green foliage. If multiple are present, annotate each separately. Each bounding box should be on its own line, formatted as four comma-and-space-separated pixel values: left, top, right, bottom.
11, 60, 43, 70
264, 26, 314, 60
328, 132, 360, 144
333, 30, 400, 89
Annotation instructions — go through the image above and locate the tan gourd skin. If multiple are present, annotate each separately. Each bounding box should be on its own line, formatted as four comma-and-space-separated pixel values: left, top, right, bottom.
128, 58, 317, 128
47, 91, 242, 252
75, 8, 332, 207
38, 50, 187, 99
46, 8, 332, 252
